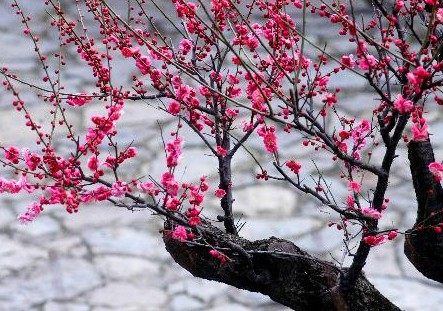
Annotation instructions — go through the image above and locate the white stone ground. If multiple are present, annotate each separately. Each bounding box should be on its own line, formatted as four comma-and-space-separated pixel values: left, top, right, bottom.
0, 1, 442, 310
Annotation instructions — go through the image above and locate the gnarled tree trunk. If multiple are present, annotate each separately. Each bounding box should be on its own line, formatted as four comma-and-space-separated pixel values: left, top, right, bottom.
164, 222, 401, 311
405, 139, 443, 283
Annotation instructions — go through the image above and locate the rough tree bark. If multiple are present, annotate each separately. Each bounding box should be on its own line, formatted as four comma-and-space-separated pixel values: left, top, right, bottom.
405, 139, 443, 283
164, 222, 401, 311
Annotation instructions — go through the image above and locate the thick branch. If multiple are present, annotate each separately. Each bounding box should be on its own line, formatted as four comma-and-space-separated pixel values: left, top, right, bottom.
164, 221, 400, 311
405, 139, 443, 284
407, 139, 443, 223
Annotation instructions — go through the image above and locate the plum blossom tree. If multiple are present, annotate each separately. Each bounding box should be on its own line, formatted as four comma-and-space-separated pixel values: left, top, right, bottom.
2, 0, 443, 310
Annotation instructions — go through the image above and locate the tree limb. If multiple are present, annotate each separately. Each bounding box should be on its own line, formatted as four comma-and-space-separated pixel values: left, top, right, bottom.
405, 139, 443, 283
164, 221, 401, 311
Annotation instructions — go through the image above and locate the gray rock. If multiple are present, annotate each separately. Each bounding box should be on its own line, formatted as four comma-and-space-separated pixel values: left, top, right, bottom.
0, 258, 101, 310
94, 255, 159, 281
169, 294, 205, 311
0, 234, 47, 277
44, 301, 90, 311
82, 227, 167, 259
89, 283, 167, 309
11, 215, 60, 236
207, 304, 251, 311
228, 289, 273, 306
370, 276, 443, 311
239, 217, 321, 240
230, 185, 298, 217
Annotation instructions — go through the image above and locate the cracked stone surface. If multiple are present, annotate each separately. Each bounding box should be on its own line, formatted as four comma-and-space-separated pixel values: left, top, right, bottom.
0, 1, 442, 310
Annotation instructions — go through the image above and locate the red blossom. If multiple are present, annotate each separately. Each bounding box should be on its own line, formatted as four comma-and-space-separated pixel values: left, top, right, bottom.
214, 188, 226, 198
17, 202, 43, 223
286, 160, 301, 174
348, 181, 362, 193
361, 207, 382, 220
216, 146, 228, 157
121, 46, 140, 58
161, 172, 179, 196
168, 101, 181, 115
5, 146, 20, 164
136, 55, 151, 75
364, 235, 387, 247
172, 225, 188, 241
166, 137, 183, 167
393, 94, 413, 114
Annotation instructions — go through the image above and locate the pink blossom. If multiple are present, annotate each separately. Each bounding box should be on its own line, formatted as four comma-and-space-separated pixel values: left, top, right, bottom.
125, 147, 137, 159
176, 84, 192, 101
341, 54, 356, 68
171, 76, 182, 88
200, 177, 209, 192
338, 142, 348, 153
121, 46, 140, 58
406, 72, 417, 86
429, 162, 443, 181
241, 121, 255, 132
407, 66, 431, 90
17, 175, 34, 194
209, 249, 227, 263
412, 123, 429, 141
226, 108, 239, 118
166, 137, 183, 167
246, 35, 259, 51
111, 181, 129, 198
214, 188, 226, 198
286, 160, 301, 174
250, 88, 270, 112
22, 148, 41, 171
5, 146, 20, 164
17, 202, 43, 223
199, 85, 211, 97
179, 39, 193, 55
137, 182, 159, 196
66, 94, 92, 107
361, 207, 382, 219
437, 8, 443, 23
293, 0, 303, 8
161, 172, 179, 196
347, 195, 355, 208
167, 101, 181, 115
317, 75, 329, 87
104, 156, 117, 168
364, 235, 387, 247
92, 186, 112, 201
323, 93, 337, 107
136, 55, 151, 75
216, 146, 228, 157
189, 190, 204, 206
348, 181, 362, 193
172, 225, 188, 242
263, 133, 278, 153
352, 119, 371, 150
393, 94, 413, 114
257, 126, 278, 153
424, 0, 437, 5
165, 196, 181, 210
189, 216, 200, 226
394, 0, 405, 11
87, 155, 99, 171
359, 55, 377, 70
0, 177, 22, 194
388, 231, 398, 240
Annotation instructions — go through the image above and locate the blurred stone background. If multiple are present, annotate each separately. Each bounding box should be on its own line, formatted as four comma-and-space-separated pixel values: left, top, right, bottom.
0, 1, 442, 310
